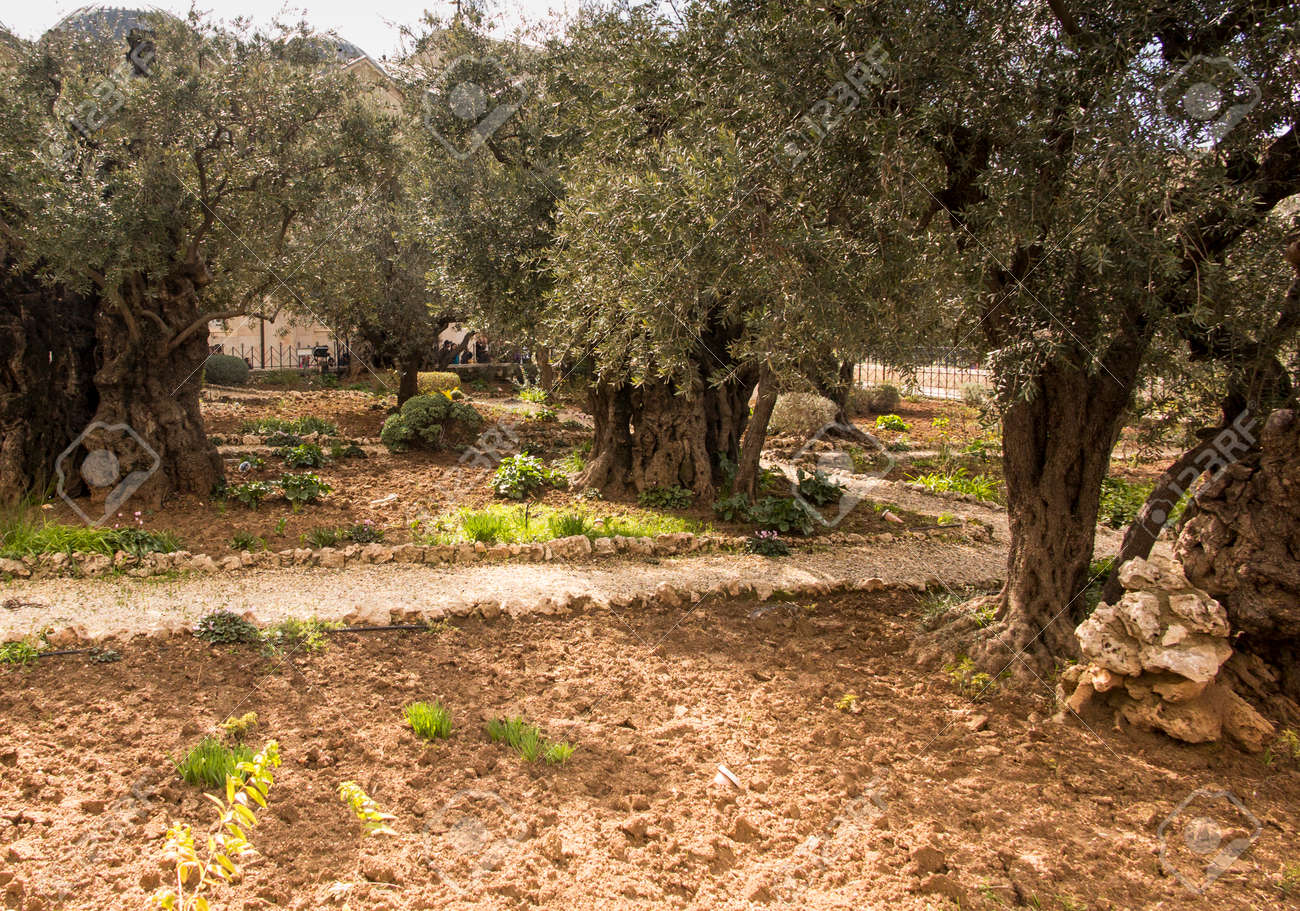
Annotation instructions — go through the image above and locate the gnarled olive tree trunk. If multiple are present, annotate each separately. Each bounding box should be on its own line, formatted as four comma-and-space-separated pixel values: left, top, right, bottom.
0, 268, 99, 504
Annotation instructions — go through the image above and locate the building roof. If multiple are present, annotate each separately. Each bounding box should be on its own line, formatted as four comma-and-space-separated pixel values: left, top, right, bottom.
47, 5, 176, 40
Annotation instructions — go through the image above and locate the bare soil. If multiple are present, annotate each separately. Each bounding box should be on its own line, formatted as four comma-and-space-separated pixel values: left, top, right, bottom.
2, 590, 1297, 911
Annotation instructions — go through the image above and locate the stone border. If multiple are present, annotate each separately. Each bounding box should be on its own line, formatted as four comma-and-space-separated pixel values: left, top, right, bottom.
0, 523, 990, 582
42, 568, 1006, 648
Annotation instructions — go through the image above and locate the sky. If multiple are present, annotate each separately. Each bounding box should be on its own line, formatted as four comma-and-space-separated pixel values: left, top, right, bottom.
0, 1, 579, 60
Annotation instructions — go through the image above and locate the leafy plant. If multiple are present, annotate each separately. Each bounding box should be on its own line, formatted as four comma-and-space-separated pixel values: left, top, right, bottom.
263, 431, 303, 448
492, 454, 565, 500
226, 481, 275, 510
544, 741, 575, 765
944, 655, 997, 700
486, 716, 573, 765
240, 416, 337, 436
835, 693, 859, 712
0, 641, 40, 665
219, 712, 258, 743
230, 531, 262, 552
276, 443, 326, 469
517, 384, 549, 403
337, 780, 397, 837
343, 521, 384, 544
278, 473, 332, 510
261, 617, 338, 654
747, 496, 816, 536
175, 737, 254, 789
1264, 728, 1300, 767
547, 511, 592, 538
195, 610, 261, 646
745, 530, 790, 556
875, 413, 910, 432
712, 492, 751, 522
405, 700, 453, 741
304, 527, 339, 548
637, 486, 694, 509
795, 468, 844, 506
329, 440, 367, 460
909, 468, 1002, 502
155, 741, 280, 911
528, 406, 558, 422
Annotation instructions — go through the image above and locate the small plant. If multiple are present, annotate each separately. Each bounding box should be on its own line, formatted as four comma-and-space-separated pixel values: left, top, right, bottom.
405, 700, 453, 741
1264, 728, 1300, 767
492, 454, 564, 500
486, 716, 573, 765
747, 496, 816, 536
278, 473, 332, 510
329, 440, 367, 460
460, 508, 514, 543
230, 530, 263, 552
637, 485, 694, 510
264, 431, 304, 448
528, 406, 558, 422
195, 610, 261, 646
273, 517, 288, 537
961, 383, 989, 408
944, 655, 996, 700
769, 392, 839, 438
343, 521, 384, 544
304, 527, 339, 548
0, 640, 40, 665
262, 617, 338, 654
909, 468, 1002, 502
276, 442, 327, 469
547, 511, 592, 538
712, 492, 751, 522
745, 530, 790, 556
795, 468, 844, 506
875, 413, 910, 432
517, 384, 549, 404
240, 416, 337, 436
835, 693, 859, 713
1278, 863, 1300, 897
226, 481, 275, 510
337, 780, 397, 837
155, 742, 280, 911
219, 712, 258, 743
936, 512, 959, 526
174, 736, 254, 789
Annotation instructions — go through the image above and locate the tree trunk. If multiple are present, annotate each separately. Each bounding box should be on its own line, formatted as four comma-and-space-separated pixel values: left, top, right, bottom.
397, 353, 421, 405
977, 352, 1142, 675
0, 271, 99, 505
537, 347, 556, 393
579, 379, 633, 496
734, 364, 777, 498
82, 290, 222, 515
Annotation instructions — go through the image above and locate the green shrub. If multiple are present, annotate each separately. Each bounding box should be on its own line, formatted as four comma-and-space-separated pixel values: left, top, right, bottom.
637, 486, 694, 510
745, 530, 790, 556
875, 414, 910, 432
230, 530, 262, 552
748, 496, 816, 535
961, 383, 989, 408
492, 454, 565, 500
330, 440, 367, 460
240, 416, 337, 437
528, 406, 558, 422
344, 521, 384, 544
264, 431, 304, 448
381, 394, 483, 453
304, 527, 339, 548
405, 701, 453, 741
794, 468, 843, 506
204, 354, 250, 387
226, 481, 274, 509
851, 383, 900, 414
769, 393, 839, 438
417, 371, 460, 394
1098, 477, 1154, 529
175, 736, 254, 789
258, 369, 302, 387
547, 511, 593, 538
276, 443, 326, 469
278, 473, 332, 510
712, 492, 751, 522
195, 610, 261, 645
261, 617, 338, 653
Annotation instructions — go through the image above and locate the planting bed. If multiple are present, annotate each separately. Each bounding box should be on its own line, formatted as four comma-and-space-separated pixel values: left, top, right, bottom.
2, 590, 1297, 910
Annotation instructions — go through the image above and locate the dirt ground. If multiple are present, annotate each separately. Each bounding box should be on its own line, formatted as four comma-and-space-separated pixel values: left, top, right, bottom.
2, 590, 1297, 911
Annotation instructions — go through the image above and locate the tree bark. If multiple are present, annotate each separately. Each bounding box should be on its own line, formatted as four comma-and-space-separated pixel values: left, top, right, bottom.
734, 364, 777, 498
397, 353, 421, 405
976, 349, 1143, 675
579, 379, 633, 496
537, 348, 556, 393
0, 270, 99, 505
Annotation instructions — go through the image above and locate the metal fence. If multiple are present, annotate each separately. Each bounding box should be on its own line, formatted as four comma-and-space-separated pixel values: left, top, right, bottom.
211, 341, 344, 370
855, 349, 991, 401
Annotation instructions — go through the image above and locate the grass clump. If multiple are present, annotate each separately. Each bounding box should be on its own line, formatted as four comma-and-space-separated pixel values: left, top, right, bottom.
637, 486, 694, 510
175, 736, 254, 789
230, 530, 263, 552
486, 716, 575, 765
405, 701, 453, 741
239, 416, 338, 436
0, 640, 40, 665
261, 617, 339, 654
908, 468, 1002, 502
547, 511, 592, 538
875, 413, 911, 432
0, 515, 180, 559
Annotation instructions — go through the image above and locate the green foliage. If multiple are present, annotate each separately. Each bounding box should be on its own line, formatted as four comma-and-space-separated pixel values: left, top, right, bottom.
416, 372, 460, 394
0, 516, 180, 559
637, 486, 694, 510
944, 656, 997, 701
239, 417, 338, 437
909, 468, 1001, 502
712, 492, 751, 522
528, 406, 558, 422
204, 354, 251, 387
230, 530, 263, 552
261, 617, 338, 654
795, 468, 844, 506
875, 414, 910, 432
1095, 476, 1185, 529
329, 440, 367, 460
156, 741, 280, 911
175, 737, 255, 790
304, 527, 338, 548
961, 383, 989, 408
745, 530, 790, 556
555, 449, 587, 474
219, 712, 258, 744
769, 393, 839, 438
460, 508, 514, 544
337, 780, 397, 837
0, 641, 40, 665
264, 432, 304, 448
517, 384, 549, 404
381, 395, 483, 453
195, 610, 261, 646
1264, 728, 1300, 768
547, 511, 593, 538
277, 473, 332, 510
405, 701, 453, 741
344, 521, 384, 544
748, 496, 816, 536
225, 481, 275, 510
492, 454, 565, 500
276, 443, 326, 469
486, 716, 574, 765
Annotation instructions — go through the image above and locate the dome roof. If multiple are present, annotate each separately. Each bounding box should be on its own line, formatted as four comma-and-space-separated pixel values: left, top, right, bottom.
47, 5, 176, 41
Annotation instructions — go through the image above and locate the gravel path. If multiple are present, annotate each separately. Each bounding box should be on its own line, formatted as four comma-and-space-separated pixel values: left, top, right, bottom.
0, 534, 1006, 641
